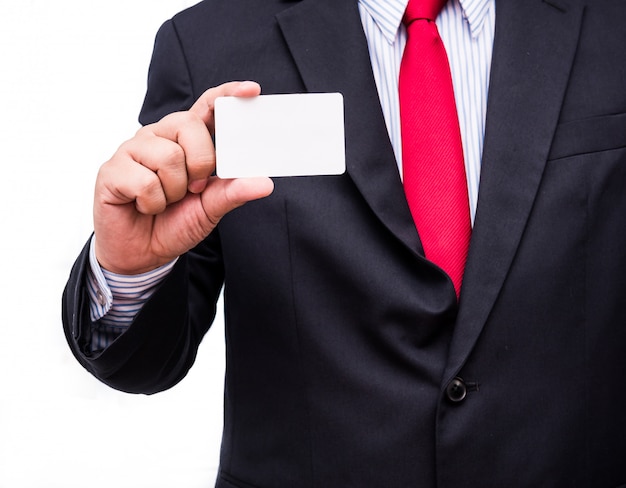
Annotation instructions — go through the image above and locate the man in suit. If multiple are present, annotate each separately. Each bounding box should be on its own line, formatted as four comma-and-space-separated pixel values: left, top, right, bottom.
63, 0, 626, 486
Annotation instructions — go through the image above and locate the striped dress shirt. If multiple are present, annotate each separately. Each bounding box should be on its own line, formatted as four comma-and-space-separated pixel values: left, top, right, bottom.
88, 0, 495, 350
359, 0, 494, 222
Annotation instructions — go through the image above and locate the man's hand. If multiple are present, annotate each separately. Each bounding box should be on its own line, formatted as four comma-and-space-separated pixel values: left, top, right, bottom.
93, 81, 274, 275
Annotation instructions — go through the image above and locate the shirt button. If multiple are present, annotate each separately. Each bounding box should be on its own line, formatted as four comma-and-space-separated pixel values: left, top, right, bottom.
446, 377, 468, 403
96, 290, 106, 306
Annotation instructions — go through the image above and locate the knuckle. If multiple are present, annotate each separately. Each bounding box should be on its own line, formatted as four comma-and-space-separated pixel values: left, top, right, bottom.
136, 176, 167, 214
160, 143, 186, 166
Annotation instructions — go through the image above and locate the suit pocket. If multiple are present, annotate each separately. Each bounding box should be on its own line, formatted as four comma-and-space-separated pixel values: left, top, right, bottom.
548, 112, 626, 160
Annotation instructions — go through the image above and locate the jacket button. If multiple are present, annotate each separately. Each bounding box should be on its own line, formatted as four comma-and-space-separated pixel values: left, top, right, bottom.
446, 377, 467, 403
96, 290, 107, 306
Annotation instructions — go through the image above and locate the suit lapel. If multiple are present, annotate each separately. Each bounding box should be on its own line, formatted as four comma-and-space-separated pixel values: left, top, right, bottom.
444, 0, 585, 381
277, 0, 586, 380
277, 0, 423, 255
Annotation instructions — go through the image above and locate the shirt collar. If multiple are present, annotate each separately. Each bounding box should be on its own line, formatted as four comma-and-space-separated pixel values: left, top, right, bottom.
460, 0, 492, 38
359, 0, 492, 43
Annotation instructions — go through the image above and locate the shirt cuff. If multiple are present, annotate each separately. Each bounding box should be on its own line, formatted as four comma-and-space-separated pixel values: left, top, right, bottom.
86, 236, 178, 322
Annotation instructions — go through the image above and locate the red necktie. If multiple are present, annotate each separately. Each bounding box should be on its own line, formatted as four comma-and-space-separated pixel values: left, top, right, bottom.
399, 0, 471, 298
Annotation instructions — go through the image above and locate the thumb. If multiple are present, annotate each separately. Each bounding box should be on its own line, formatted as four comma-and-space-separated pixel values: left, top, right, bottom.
200, 176, 274, 225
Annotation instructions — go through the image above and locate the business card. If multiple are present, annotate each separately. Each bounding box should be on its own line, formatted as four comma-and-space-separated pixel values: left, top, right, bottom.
215, 92, 345, 178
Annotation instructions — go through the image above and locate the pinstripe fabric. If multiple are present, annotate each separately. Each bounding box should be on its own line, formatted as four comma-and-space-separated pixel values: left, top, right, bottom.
88, 0, 495, 350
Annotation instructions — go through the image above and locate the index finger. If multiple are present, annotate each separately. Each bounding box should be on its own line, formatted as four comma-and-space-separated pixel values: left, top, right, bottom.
146, 110, 216, 193
190, 80, 262, 133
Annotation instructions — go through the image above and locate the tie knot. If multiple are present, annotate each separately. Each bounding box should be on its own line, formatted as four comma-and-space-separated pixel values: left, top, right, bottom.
403, 0, 447, 25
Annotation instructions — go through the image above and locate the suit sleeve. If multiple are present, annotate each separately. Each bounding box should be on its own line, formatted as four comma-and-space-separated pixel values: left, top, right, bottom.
61, 19, 225, 394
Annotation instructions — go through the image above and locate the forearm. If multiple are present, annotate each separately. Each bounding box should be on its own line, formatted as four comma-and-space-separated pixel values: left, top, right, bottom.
62, 233, 225, 394
62, 241, 191, 393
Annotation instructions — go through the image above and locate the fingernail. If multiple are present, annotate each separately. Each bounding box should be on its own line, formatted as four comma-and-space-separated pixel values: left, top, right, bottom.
189, 178, 208, 193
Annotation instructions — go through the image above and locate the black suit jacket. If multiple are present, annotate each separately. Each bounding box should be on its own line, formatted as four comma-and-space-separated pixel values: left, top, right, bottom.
63, 0, 626, 486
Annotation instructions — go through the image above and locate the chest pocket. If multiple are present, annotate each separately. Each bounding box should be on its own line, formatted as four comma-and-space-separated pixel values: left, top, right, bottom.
548, 112, 626, 160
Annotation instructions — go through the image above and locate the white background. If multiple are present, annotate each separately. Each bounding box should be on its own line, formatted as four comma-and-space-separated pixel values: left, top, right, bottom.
0, 2, 226, 487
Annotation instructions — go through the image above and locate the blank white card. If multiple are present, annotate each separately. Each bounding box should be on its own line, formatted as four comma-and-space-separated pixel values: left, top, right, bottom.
215, 93, 345, 178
